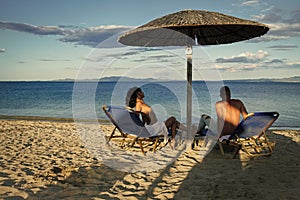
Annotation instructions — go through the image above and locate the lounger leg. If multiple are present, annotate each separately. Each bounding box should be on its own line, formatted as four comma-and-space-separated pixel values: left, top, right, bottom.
139, 140, 145, 155
153, 137, 159, 153
232, 145, 241, 159
108, 127, 117, 142
218, 142, 225, 155
263, 132, 274, 154
130, 137, 138, 148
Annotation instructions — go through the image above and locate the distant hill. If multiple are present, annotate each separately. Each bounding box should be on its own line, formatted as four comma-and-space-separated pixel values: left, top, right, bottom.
98, 76, 158, 82
270, 76, 300, 82
98, 76, 300, 83
52, 76, 159, 82
51, 76, 300, 83
232, 76, 300, 83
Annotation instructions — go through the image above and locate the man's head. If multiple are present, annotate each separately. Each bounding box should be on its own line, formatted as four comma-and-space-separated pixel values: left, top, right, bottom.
220, 86, 231, 101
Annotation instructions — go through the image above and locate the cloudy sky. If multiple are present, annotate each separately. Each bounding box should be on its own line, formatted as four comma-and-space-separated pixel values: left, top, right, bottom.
0, 0, 299, 81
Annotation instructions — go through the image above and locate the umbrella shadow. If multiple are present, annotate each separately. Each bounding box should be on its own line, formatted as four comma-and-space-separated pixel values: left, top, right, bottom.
172, 130, 300, 199
24, 131, 299, 200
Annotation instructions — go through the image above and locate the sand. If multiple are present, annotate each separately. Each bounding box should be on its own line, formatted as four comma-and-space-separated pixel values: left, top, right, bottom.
0, 119, 299, 200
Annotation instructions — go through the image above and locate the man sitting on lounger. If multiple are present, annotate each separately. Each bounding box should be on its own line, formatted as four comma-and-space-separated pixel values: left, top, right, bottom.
197, 86, 248, 138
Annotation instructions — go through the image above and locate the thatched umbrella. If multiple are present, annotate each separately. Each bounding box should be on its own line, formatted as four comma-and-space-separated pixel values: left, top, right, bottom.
118, 10, 269, 136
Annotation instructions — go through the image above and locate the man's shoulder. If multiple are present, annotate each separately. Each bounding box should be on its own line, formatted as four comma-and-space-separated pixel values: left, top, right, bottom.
230, 99, 243, 103
216, 99, 244, 105
230, 99, 244, 106
230, 99, 242, 102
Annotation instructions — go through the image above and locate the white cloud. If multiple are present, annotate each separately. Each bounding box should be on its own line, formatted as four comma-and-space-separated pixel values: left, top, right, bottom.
213, 63, 259, 72
250, 7, 300, 43
214, 56, 300, 73
0, 21, 133, 47
0, 48, 5, 53
215, 50, 269, 63
0, 21, 66, 35
268, 23, 300, 37
245, 22, 300, 43
267, 45, 298, 50
241, 0, 260, 6
59, 25, 132, 47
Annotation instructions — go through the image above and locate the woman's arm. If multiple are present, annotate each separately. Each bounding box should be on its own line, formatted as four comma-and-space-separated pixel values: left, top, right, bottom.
136, 101, 151, 125
141, 112, 151, 125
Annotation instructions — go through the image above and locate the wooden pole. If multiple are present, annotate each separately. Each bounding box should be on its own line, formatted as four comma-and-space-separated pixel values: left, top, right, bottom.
186, 46, 193, 137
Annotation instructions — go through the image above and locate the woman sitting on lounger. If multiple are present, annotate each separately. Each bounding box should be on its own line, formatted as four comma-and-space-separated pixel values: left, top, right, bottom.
126, 87, 182, 148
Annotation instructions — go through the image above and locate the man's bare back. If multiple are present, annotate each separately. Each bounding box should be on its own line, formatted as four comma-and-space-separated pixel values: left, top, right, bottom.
216, 99, 248, 136
195, 86, 249, 138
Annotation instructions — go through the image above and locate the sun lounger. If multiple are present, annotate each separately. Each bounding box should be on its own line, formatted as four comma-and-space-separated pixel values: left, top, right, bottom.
218, 112, 279, 158
102, 105, 166, 155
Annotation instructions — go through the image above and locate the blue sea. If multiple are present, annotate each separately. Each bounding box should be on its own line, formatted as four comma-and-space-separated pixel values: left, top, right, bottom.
0, 81, 299, 129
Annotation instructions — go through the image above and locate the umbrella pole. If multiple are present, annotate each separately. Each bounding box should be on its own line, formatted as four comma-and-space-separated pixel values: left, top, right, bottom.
186, 46, 193, 137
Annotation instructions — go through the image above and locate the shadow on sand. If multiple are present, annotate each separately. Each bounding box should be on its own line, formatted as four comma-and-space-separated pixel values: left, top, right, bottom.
27, 164, 127, 200
25, 131, 299, 200
173, 131, 300, 199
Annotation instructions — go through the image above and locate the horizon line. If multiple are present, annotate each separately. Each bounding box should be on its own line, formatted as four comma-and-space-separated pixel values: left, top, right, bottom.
0, 76, 299, 83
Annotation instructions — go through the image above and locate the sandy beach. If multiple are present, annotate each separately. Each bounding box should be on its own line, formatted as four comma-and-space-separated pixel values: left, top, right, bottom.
0, 119, 299, 200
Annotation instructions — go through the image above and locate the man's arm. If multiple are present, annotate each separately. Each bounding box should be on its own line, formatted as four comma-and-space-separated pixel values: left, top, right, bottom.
239, 100, 248, 119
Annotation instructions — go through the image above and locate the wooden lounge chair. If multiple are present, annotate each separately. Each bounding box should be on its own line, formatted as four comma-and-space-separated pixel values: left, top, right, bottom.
102, 105, 166, 155
218, 112, 279, 158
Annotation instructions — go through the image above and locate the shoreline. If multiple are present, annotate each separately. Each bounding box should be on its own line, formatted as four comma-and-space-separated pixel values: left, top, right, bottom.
0, 119, 299, 199
0, 115, 111, 124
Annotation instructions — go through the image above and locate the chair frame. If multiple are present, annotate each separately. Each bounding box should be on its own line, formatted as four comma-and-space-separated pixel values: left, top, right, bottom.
218, 112, 279, 158
102, 105, 164, 155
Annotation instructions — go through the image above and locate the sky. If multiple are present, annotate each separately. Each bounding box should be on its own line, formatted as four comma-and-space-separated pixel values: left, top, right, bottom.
0, 0, 299, 81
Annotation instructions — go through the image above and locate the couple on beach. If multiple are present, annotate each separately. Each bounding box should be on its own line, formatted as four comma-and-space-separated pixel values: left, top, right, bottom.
126, 86, 248, 148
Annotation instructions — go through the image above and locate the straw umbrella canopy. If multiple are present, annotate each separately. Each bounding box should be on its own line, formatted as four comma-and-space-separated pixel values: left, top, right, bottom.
118, 10, 269, 136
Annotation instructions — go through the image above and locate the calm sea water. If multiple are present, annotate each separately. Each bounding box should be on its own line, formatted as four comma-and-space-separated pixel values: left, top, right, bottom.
0, 81, 299, 129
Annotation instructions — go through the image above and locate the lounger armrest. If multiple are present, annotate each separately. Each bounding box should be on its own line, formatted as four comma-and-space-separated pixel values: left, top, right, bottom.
245, 112, 254, 120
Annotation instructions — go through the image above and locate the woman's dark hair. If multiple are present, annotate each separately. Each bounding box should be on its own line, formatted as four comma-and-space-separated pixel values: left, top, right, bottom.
125, 87, 142, 108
